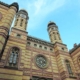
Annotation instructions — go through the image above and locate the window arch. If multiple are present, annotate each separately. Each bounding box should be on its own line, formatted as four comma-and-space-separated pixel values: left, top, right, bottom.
8, 47, 19, 68
65, 60, 73, 75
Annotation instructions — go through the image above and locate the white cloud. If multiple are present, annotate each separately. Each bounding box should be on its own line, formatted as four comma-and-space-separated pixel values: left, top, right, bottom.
25, 0, 66, 30
28, 0, 66, 15
4, 0, 66, 30
3, 0, 66, 30
34, 0, 46, 15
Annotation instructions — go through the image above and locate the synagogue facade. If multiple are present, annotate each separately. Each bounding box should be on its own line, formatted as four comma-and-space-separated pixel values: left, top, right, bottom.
0, 1, 80, 80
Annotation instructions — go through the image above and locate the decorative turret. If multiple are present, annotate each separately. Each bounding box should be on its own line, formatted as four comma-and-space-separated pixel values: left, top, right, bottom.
0, 1, 19, 57
47, 21, 62, 43
14, 9, 29, 31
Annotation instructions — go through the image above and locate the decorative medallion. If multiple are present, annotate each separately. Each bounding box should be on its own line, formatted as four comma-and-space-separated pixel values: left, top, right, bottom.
0, 12, 2, 20
35, 54, 48, 69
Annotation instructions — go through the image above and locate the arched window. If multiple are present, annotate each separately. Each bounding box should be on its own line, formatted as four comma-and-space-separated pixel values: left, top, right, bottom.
8, 47, 19, 67
65, 60, 73, 75
34, 44, 37, 47
57, 32, 61, 40
20, 19, 23, 27
39, 45, 42, 48
53, 32, 56, 40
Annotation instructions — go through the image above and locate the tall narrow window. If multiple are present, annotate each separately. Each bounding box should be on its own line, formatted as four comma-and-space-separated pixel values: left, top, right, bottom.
53, 32, 56, 40
65, 60, 73, 76
14, 19, 18, 26
57, 33, 61, 40
8, 47, 19, 68
20, 19, 23, 26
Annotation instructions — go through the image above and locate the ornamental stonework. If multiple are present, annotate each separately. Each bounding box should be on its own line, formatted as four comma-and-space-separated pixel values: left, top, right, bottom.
0, 1, 80, 80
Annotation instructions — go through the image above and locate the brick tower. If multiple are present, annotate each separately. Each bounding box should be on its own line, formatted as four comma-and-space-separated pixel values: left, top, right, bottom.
47, 21, 62, 43
0, 1, 19, 58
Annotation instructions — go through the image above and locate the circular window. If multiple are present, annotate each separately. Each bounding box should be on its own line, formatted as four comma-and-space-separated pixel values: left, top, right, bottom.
35, 54, 48, 69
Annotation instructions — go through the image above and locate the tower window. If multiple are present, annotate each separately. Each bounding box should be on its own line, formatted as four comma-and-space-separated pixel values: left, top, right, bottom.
20, 19, 23, 27
57, 33, 61, 40
53, 32, 56, 40
27, 42, 30, 45
14, 19, 18, 26
16, 34, 21, 38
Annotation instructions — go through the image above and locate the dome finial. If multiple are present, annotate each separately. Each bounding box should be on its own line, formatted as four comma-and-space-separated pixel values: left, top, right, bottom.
48, 21, 56, 27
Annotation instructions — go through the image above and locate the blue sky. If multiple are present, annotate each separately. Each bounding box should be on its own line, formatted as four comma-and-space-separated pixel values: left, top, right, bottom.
1, 0, 80, 50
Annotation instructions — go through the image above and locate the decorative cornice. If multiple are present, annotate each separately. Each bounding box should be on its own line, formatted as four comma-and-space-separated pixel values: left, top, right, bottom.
54, 42, 67, 46
55, 50, 70, 56
0, 1, 9, 7
11, 27, 28, 34
27, 35, 54, 47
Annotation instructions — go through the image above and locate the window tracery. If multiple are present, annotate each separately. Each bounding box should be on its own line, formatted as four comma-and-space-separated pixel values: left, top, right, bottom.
8, 47, 19, 67
65, 60, 73, 75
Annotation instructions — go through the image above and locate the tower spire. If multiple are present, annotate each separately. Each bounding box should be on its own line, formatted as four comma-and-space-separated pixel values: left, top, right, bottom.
47, 21, 62, 43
